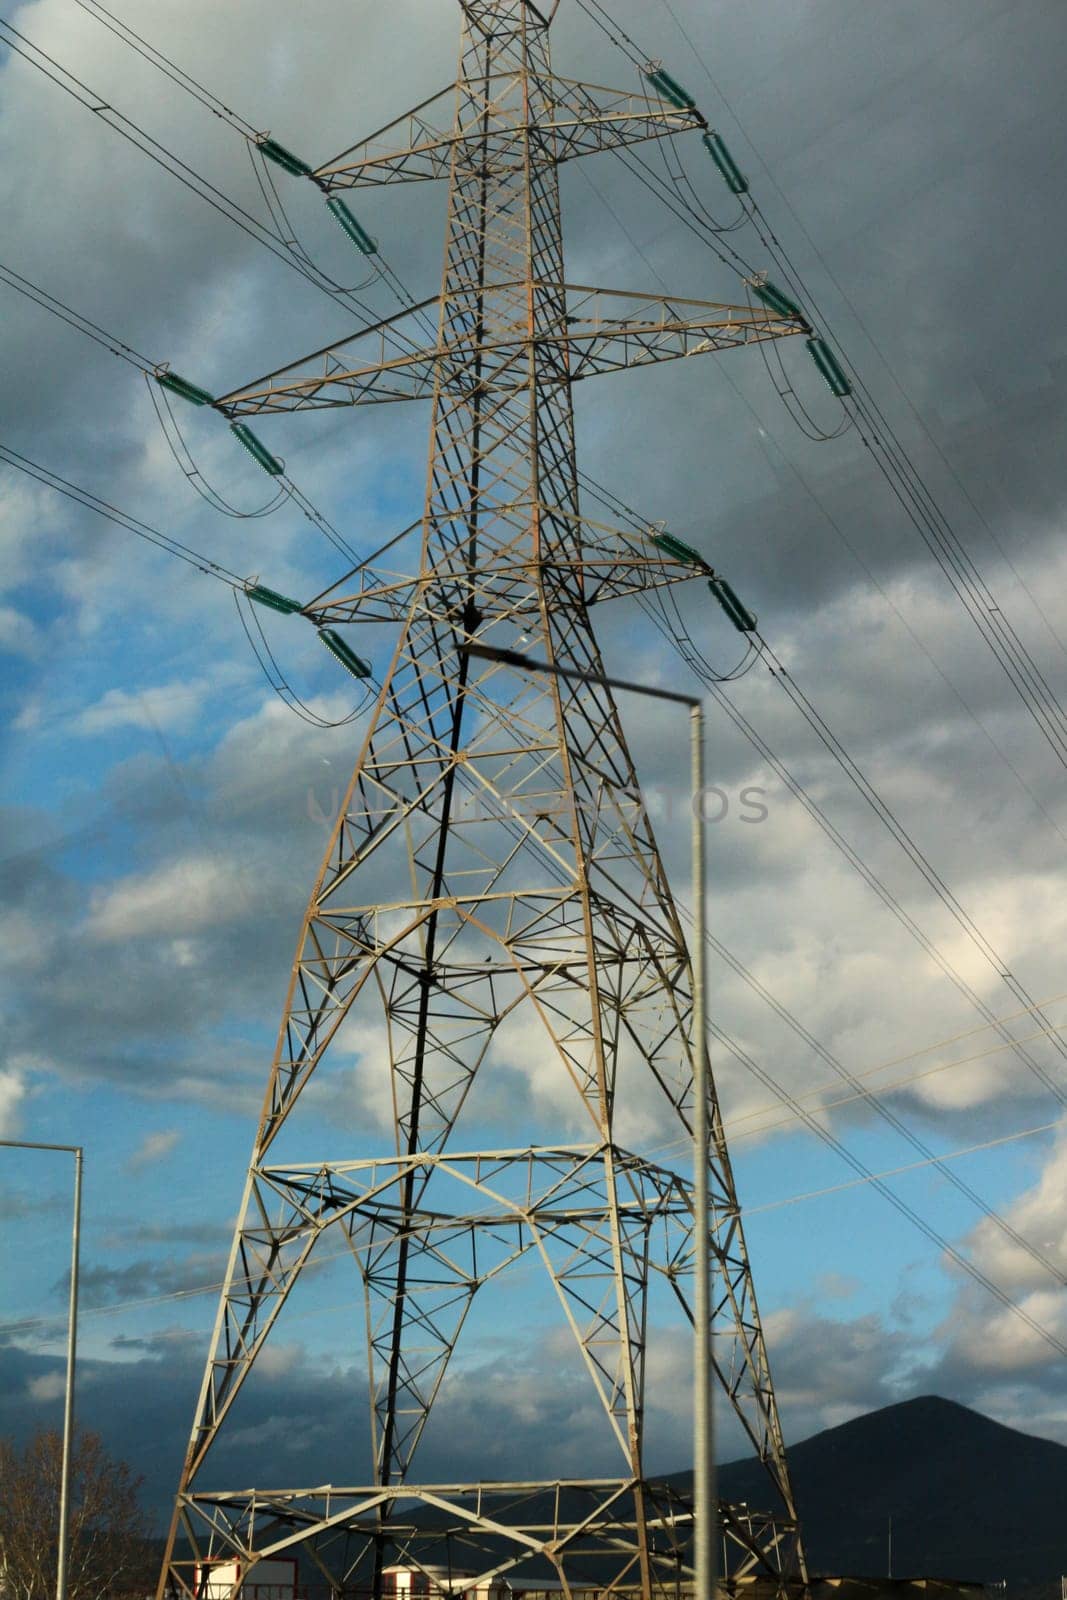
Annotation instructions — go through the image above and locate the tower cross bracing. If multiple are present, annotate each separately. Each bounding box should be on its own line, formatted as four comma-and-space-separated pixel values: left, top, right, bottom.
159, 5, 807, 1597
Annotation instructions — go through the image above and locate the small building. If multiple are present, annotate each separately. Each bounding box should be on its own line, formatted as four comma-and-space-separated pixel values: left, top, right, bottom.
382, 1569, 565, 1599
195, 1557, 299, 1600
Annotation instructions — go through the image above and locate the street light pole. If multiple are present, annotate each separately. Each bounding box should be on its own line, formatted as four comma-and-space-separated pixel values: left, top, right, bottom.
57, 1148, 82, 1600
690, 697, 714, 1600
463, 642, 715, 1599
0, 1139, 84, 1600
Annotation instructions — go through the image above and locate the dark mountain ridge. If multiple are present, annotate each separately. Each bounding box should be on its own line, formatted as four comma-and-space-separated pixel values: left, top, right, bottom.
710, 1394, 1067, 1588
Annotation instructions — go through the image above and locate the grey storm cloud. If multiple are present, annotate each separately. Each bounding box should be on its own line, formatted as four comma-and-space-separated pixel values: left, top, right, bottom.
5, 1289, 1067, 1532
0, 1309, 878, 1525
57, 1251, 229, 1311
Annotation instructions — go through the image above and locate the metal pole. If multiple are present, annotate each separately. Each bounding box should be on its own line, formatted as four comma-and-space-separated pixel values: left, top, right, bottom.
0, 1140, 83, 1600
691, 703, 714, 1600
57, 1147, 82, 1600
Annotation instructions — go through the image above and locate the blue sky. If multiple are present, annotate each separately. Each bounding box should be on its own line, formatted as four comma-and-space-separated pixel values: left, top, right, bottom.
3, 0, 1067, 1527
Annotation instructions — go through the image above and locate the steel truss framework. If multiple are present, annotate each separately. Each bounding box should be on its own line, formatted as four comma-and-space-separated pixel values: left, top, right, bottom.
160, 5, 807, 1598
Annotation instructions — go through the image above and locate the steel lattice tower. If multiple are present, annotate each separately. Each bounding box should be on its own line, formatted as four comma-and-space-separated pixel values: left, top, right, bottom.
159, 4, 808, 1596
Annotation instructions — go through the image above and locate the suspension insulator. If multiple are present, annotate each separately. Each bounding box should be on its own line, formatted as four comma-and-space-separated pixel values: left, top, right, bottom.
709, 577, 758, 633
806, 336, 853, 398
256, 136, 314, 178
246, 584, 303, 615
644, 66, 697, 111
750, 278, 808, 327
231, 422, 285, 476
651, 530, 706, 566
326, 197, 378, 255
155, 369, 215, 406
318, 628, 372, 679
702, 131, 748, 195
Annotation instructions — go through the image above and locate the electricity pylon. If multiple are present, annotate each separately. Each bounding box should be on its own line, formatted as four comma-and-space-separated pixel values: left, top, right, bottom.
159, 4, 808, 1596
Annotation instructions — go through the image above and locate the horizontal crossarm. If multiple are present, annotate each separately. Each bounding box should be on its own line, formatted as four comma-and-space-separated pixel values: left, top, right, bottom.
215, 285, 802, 416
308, 506, 714, 627
212, 296, 443, 416
313, 84, 456, 187
314, 75, 702, 189
561, 284, 804, 380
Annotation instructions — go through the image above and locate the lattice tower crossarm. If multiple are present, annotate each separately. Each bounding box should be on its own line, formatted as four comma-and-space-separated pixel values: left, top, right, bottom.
158, 4, 807, 1597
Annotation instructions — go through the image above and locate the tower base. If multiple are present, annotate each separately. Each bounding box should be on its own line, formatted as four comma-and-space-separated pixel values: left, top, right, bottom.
169, 1479, 802, 1600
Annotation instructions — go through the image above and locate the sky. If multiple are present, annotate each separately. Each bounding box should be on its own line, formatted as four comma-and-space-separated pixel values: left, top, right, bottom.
3, 0, 1067, 1530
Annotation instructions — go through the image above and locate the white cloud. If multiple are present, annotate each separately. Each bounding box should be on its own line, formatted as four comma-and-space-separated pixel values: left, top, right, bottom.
0, 604, 38, 656
27, 1373, 66, 1403
0, 1067, 27, 1138
126, 1128, 182, 1174
12, 699, 43, 731
942, 1286, 1067, 1378
73, 678, 211, 735
954, 1130, 1067, 1294
86, 853, 258, 941
917, 1131, 1067, 1395
253, 1342, 304, 1382
0, 477, 47, 594
327, 1019, 398, 1135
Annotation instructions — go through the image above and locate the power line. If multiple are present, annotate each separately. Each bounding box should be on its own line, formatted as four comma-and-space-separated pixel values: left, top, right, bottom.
4, 447, 1061, 1355
0, 440, 377, 732
11, 4, 1067, 1373
0, 443, 246, 586
4, 1107, 1064, 1344
568, 473, 1067, 1133
576, 438, 1067, 1119
437, 708, 1067, 1319
570, 158, 1067, 850
69, 0, 438, 346
0, 259, 155, 370
709, 349, 1067, 848
147, 375, 290, 520
235, 588, 373, 729
570, 421, 1067, 1113
648, 590, 1067, 1106
656, 0, 1067, 680
14, 427, 1062, 1265
557, 483, 1067, 1188
743, 1114, 1067, 1218
65, 3, 436, 350
0, 257, 365, 572
823, 988, 1067, 1087
69, 0, 259, 138
704, 1015, 1067, 1357
0, 18, 426, 362
648, 1010, 1067, 1160
561, 470, 1067, 1283
567, 0, 1067, 778
668, 11, 1067, 770
763, 631, 1067, 1072
670, 805, 1067, 1287
0, 21, 314, 280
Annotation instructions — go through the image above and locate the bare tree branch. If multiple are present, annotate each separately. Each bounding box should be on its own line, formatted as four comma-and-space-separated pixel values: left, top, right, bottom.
0, 1430, 151, 1600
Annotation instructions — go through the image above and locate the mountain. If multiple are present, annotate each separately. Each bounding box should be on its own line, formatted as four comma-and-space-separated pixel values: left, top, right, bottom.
711, 1394, 1067, 1589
